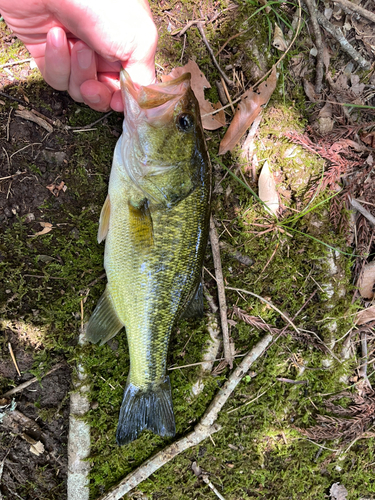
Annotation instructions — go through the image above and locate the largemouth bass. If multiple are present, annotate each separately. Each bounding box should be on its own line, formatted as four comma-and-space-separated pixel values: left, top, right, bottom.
86, 70, 211, 445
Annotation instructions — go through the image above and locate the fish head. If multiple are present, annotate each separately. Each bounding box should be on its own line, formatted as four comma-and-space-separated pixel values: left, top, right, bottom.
119, 70, 207, 209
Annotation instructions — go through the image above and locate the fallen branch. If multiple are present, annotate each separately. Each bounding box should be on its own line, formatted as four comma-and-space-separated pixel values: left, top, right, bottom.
350, 198, 375, 226
316, 10, 371, 69
333, 0, 375, 24
305, 0, 324, 94
96, 334, 273, 500
67, 332, 91, 500
209, 216, 233, 368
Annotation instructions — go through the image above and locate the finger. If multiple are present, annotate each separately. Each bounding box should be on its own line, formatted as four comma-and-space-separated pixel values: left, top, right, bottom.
110, 90, 124, 113
80, 80, 112, 112
44, 27, 71, 91
69, 41, 97, 102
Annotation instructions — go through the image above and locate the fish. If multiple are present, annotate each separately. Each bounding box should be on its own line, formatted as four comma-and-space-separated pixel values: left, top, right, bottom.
85, 69, 211, 445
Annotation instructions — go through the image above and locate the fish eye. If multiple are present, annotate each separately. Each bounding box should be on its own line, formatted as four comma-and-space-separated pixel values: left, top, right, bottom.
176, 113, 194, 132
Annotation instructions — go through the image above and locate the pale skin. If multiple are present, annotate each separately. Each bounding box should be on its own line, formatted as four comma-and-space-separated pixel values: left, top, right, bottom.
0, 0, 158, 112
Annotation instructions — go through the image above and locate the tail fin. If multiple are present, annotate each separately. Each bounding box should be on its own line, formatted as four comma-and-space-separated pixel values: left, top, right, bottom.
116, 376, 175, 445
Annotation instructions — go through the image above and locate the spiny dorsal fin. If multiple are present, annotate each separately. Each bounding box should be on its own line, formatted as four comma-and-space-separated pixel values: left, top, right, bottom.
85, 286, 123, 345
98, 194, 110, 243
128, 199, 154, 249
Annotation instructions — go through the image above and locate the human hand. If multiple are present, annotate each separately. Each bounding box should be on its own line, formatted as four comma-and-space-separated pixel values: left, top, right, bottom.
0, 0, 158, 112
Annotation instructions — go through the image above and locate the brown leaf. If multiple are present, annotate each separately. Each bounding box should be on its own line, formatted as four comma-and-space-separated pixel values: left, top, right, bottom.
46, 181, 66, 197
29, 222, 53, 237
356, 305, 375, 325
303, 79, 319, 103
219, 67, 277, 155
273, 24, 288, 51
162, 60, 225, 130
358, 261, 375, 299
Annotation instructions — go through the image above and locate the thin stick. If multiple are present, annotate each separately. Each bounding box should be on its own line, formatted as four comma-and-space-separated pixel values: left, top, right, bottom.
96, 334, 272, 500
0, 171, 27, 182
305, 0, 324, 94
8, 343, 21, 377
197, 22, 233, 87
0, 58, 32, 69
333, 0, 375, 23
226, 286, 300, 334
316, 10, 371, 69
0, 362, 65, 399
227, 385, 272, 414
209, 216, 233, 368
220, 76, 235, 113
202, 475, 227, 500
350, 198, 375, 226
65, 111, 113, 131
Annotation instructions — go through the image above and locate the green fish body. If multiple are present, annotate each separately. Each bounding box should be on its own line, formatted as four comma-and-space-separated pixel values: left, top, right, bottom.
86, 71, 211, 445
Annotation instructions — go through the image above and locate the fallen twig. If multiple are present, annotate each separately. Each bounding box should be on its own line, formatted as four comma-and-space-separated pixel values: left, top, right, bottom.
350, 198, 375, 227
358, 332, 372, 389
219, 240, 253, 266
202, 474, 226, 500
96, 334, 273, 500
316, 10, 371, 69
0, 362, 65, 399
67, 332, 90, 500
305, 0, 324, 94
209, 216, 233, 368
15, 109, 53, 133
334, 0, 375, 24
197, 22, 233, 87
190, 312, 221, 398
0, 58, 32, 69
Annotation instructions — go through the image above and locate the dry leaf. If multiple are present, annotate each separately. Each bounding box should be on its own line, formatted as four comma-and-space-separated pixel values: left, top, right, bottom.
258, 161, 279, 216
30, 440, 45, 456
273, 24, 288, 51
330, 483, 348, 500
358, 261, 375, 299
219, 67, 277, 155
47, 181, 66, 197
356, 305, 375, 326
303, 79, 319, 103
162, 60, 225, 130
317, 102, 334, 135
30, 222, 53, 237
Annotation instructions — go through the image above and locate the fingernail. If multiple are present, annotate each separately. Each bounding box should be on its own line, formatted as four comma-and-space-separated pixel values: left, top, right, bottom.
50, 28, 65, 49
77, 48, 93, 70
85, 94, 101, 104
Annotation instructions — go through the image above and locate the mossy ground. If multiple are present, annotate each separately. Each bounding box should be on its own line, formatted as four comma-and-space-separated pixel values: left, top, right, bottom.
1, 1, 373, 499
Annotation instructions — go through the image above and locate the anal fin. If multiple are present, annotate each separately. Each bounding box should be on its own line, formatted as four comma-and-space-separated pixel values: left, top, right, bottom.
85, 286, 123, 345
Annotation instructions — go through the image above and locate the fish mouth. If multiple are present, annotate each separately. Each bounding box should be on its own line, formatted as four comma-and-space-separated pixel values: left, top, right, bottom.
120, 69, 191, 125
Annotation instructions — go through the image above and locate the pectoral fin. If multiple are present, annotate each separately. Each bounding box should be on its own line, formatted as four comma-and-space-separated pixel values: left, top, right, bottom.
85, 286, 123, 345
98, 194, 110, 243
181, 282, 204, 319
128, 199, 154, 249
